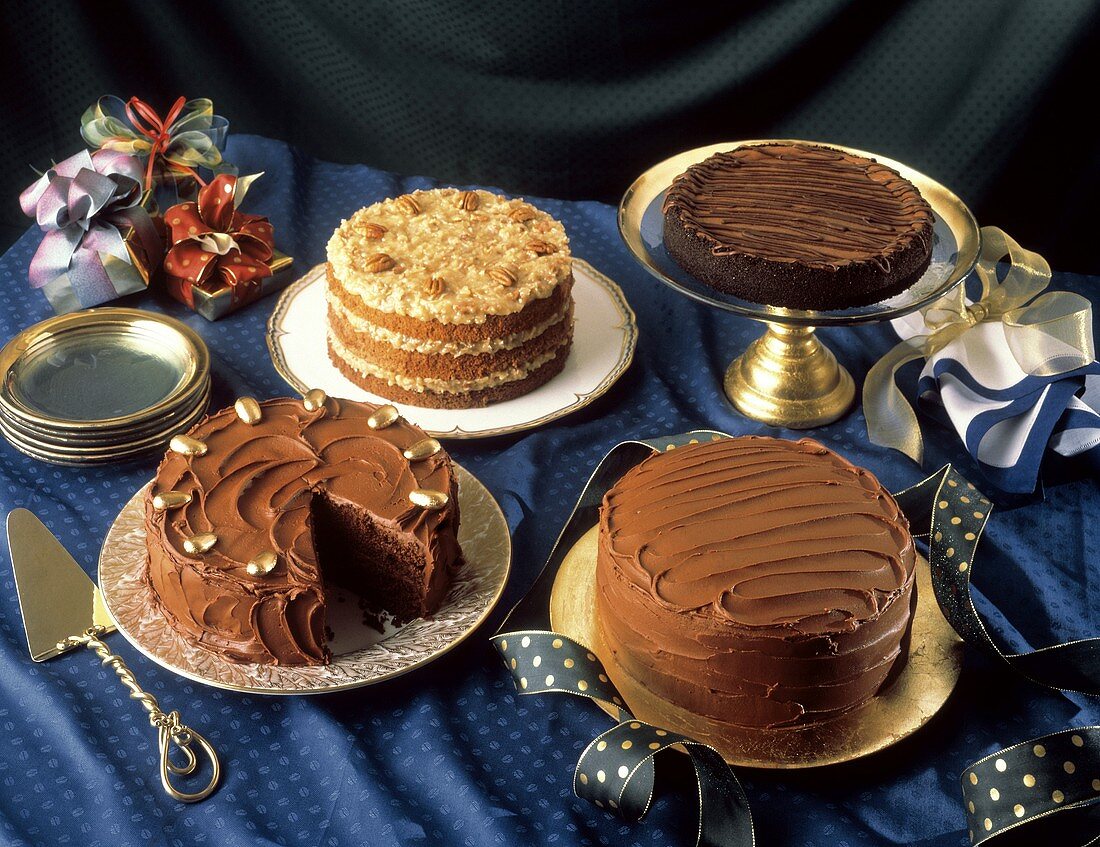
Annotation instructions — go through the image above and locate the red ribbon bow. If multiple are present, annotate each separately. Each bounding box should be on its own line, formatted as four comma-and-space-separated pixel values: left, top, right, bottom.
125, 95, 202, 191
162, 174, 274, 307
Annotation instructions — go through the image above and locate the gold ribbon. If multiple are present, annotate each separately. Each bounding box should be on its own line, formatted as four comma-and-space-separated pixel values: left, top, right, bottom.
864, 226, 1094, 464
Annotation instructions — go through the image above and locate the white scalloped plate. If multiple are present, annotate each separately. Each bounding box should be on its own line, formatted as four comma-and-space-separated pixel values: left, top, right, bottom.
98, 465, 510, 694
266, 259, 637, 439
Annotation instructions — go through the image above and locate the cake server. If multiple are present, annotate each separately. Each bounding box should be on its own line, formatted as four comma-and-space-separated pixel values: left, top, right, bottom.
6, 508, 220, 802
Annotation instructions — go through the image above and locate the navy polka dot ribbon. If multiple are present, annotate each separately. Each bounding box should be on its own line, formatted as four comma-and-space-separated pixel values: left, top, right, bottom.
490, 627, 752, 845
493, 431, 754, 847
495, 437, 1100, 846
960, 728, 1100, 845
895, 465, 1100, 844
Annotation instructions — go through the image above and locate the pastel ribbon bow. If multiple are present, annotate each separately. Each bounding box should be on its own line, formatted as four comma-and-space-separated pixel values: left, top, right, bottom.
162, 173, 274, 306
864, 227, 1095, 473
80, 95, 229, 192
19, 149, 162, 306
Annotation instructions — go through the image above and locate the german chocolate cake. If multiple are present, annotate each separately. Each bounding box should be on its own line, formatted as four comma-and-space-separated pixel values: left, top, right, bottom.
662, 143, 935, 310
143, 394, 462, 666
596, 436, 916, 729
326, 188, 574, 408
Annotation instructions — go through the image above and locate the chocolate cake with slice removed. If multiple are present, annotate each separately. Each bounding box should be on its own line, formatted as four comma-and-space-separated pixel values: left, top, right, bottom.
143, 394, 462, 666
662, 143, 935, 309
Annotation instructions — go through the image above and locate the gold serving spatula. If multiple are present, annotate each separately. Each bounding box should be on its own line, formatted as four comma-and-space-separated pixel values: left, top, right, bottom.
6, 508, 219, 802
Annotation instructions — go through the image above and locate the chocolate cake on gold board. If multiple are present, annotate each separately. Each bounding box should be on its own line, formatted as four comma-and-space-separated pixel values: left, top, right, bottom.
596, 436, 917, 730
143, 394, 462, 666
326, 188, 575, 408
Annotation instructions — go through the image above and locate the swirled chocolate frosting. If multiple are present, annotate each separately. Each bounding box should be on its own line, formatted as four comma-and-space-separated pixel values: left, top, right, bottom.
596, 436, 916, 729
144, 397, 460, 666
663, 143, 934, 270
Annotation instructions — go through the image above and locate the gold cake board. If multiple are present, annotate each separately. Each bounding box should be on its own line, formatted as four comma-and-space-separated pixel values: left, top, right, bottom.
550, 525, 963, 769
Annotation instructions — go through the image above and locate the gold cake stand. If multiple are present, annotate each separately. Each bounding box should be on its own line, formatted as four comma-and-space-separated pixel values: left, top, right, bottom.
618, 140, 981, 428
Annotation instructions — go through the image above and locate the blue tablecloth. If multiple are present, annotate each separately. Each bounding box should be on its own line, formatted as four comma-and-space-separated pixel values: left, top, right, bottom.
0, 135, 1097, 847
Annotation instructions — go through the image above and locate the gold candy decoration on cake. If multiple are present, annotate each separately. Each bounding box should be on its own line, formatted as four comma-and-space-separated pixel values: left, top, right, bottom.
403, 438, 442, 461
457, 190, 479, 211
489, 265, 517, 287
367, 404, 400, 429
183, 533, 218, 555
152, 490, 192, 511
169, 434, 208, 457
246, 550, 278, 576
362, 223, 387, 239
363, 253, 395, 273
303, 388, 327, 412
235, 397, 262, 425
409, 488, 449, 510
396, 195, 421, 215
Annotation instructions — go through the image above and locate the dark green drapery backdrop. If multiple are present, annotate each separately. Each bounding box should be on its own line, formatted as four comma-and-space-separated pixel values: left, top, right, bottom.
3, 0, 1099, 272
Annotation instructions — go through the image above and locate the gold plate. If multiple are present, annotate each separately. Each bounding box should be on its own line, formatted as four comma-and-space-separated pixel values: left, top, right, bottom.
550, 525, 964, 769
3, 377, 210, 442
98, 464, 512, 694
618, 139, 980, 326
1, 380, 211, 449
0, 308, 209, 430
0, 391, 210, 466
266, 259, 637, 439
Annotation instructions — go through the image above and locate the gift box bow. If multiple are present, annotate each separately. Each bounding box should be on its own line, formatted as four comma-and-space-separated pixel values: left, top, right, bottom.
163, 173, 275, 306
80, 95, 229, 191
19, 148, 162, 300
865, 226, 1099, 492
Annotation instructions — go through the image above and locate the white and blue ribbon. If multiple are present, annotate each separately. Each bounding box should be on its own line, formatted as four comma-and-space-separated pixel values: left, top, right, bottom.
867, 227, 1097, 493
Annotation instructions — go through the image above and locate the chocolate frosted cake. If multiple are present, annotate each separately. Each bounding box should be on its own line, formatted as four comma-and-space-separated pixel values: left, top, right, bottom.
662, 143, 935, 309
326, 188, 574, 408
596, 436, 916, 729
143, 394, 462, 666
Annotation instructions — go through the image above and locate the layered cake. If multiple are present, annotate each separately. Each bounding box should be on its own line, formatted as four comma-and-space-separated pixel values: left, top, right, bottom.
662, 143, 935, 309
326, 188, 574, 408
143, 393, 462, 666
596, 436, 916, 729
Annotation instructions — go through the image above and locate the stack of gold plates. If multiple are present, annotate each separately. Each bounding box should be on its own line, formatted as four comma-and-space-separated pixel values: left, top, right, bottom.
0, 308, 210, 466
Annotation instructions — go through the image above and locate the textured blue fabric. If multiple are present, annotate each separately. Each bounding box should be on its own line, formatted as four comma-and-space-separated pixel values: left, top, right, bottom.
0, 135, 1096, 847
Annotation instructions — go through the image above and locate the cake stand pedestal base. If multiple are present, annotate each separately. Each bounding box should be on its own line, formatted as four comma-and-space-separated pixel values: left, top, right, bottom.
723, 323, 854, 429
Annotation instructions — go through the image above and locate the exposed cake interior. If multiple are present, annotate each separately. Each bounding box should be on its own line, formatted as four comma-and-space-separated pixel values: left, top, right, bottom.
310, 492, 445, 630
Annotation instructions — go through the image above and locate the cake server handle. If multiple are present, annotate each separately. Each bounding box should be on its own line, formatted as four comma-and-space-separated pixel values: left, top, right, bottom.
58, 626, 220, 803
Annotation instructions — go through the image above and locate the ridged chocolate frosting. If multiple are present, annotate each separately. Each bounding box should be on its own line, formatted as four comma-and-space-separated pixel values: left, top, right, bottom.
663, 143, 934, 270
596, 436, 916, 729
144, 397, 460, 665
